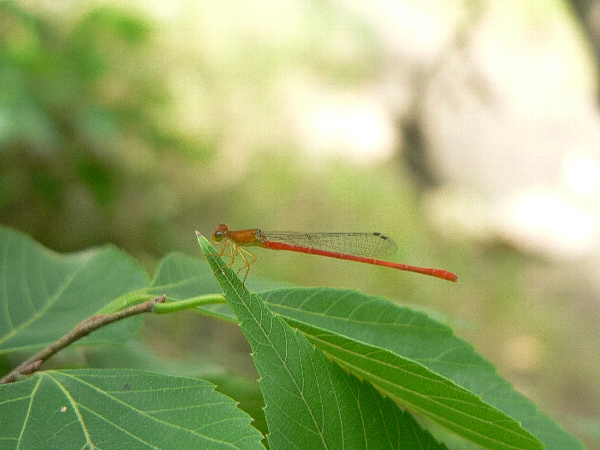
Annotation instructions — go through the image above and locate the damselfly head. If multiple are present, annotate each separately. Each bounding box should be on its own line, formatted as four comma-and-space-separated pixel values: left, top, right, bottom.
212, 223, 230, 242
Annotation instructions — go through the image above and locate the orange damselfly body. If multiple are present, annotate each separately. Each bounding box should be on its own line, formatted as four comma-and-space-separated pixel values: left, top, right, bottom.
211, 223, 457, 283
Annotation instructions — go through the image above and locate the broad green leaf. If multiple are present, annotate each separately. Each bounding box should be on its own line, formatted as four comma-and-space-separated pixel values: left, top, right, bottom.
261, 288, 583, 450
293, 319, 540, 450
0, 226, 149, 353
198, 234, 447, 450
0, 369, 263, 449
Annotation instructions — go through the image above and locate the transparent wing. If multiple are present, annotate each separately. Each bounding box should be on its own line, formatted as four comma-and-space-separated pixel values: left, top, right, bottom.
261, 231, 398, 258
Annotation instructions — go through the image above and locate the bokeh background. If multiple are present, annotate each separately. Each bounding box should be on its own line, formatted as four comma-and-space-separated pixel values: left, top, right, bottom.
2, 0, 600, 447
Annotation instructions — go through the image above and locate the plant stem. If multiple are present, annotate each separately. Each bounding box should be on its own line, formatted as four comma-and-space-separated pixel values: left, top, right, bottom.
0, 295, 167, 384
152, 294, 226, 313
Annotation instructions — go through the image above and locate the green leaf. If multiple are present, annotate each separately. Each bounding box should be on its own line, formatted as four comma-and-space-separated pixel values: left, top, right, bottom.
198, 233, 447, 450
261, 288, 582, 450
296, 320, 539, 450
0, 369, 264, 449
0, 226, 149, 354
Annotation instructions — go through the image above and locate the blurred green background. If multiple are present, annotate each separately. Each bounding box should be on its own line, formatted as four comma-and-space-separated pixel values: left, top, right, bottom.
1, 1, 599, 447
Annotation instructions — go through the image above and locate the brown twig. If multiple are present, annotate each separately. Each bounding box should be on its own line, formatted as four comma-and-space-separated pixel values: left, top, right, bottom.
0, 295, 166, 384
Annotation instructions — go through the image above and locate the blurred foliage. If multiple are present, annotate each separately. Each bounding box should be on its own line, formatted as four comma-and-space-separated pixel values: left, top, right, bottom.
0, 2, 215, 257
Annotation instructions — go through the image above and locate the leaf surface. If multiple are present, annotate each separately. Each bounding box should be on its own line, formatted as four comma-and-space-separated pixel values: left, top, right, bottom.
0, 226, 149, 353
262, 287, 582, 450
0, 369, 263, 449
